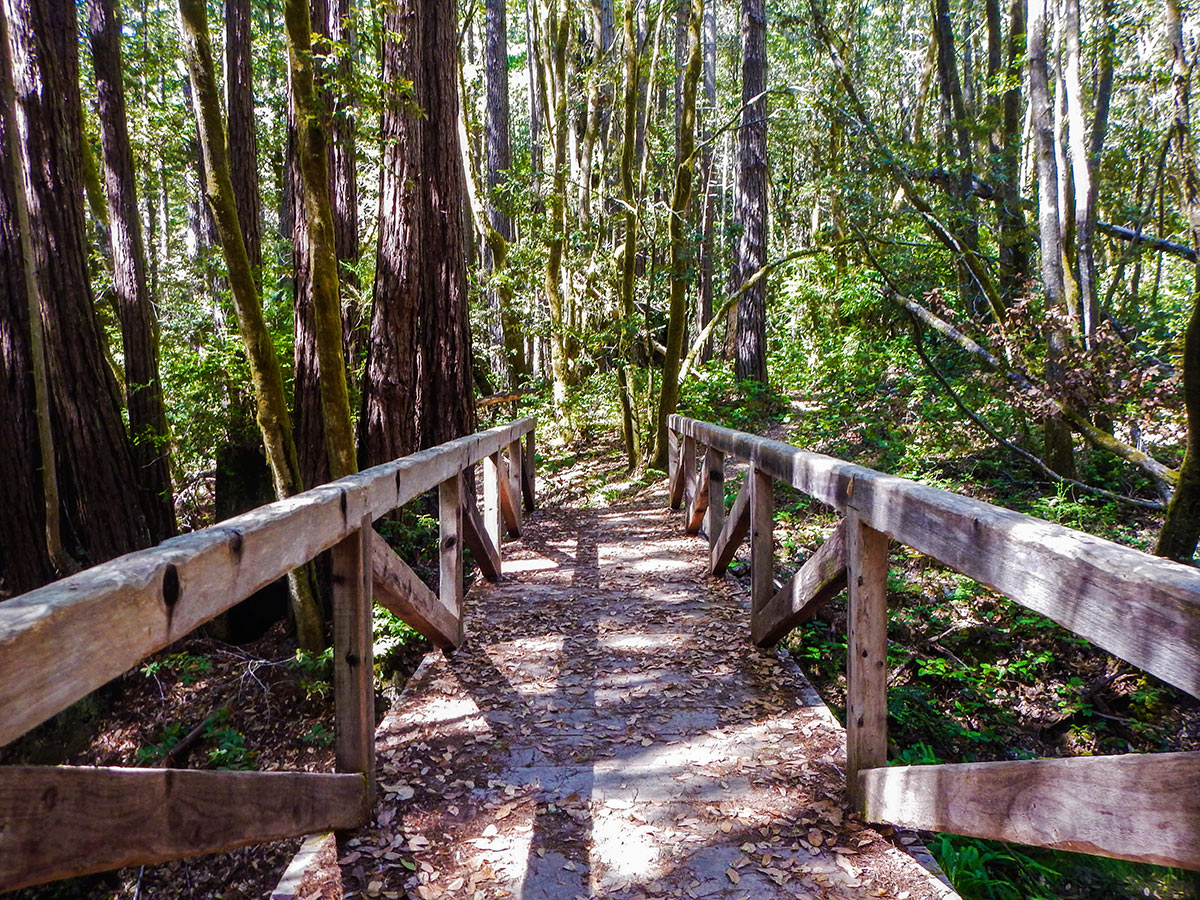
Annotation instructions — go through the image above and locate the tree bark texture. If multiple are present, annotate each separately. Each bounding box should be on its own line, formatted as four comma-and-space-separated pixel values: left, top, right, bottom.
8, 0, 153, 566
0, 5, 51, 594
362, 0, 475, 464
87, 0, 176, 543
224, 0, 261, 273
732, 0, 767, 386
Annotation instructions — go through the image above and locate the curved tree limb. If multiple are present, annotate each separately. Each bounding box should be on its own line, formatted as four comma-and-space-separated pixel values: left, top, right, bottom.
909, 319, 1164, 509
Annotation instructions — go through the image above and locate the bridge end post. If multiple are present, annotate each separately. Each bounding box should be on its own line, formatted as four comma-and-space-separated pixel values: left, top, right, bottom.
845, 508, 888, 812
332, 514, 376, 811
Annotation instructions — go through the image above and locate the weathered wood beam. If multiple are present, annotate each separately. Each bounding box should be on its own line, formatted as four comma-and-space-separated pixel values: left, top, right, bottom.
752, 520, 847, 647
750, 465, 775, 614
461, 488, 502, 582
711, 475, 752, 576
484, 451, 504, 550
0, 417, 535, 747
704, 447, 725, 545
522, 429, 536, 511
686, 453, 710, 534
439, 475, 465, 646
845, 509, 888, 811
0, 766, 367, 892
669, 433, 695, 509
860, 751, 1200, 871
370, 530, 460, 650
333, 519, 374, 804
669, 415, 1200, 699
501, 440, 522, 537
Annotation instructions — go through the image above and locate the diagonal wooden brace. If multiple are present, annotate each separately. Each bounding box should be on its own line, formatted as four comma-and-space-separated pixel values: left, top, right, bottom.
461, 488, 502, 582
369, 529, 461, 649
751, 519, 847, 647
711, 475, 751, 575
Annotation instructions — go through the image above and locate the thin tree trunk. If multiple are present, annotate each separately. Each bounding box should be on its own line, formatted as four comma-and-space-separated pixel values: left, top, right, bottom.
284, 0, 357, 480
178, 0, 325, 650
695, 0, 716, 362
1064, 0, 1102, 343
733, 0, 768, 386
87, 0, 176, 543
1029, 0, 1075, 476
653, 0, 701, 470
992, 0, 1030, 303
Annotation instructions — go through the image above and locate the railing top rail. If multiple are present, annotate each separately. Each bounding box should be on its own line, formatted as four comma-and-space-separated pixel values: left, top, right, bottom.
669, 415, 1200, 699
0, 417, 536, 748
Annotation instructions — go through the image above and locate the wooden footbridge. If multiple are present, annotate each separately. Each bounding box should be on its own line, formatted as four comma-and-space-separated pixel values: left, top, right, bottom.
1, 416, 1198, 897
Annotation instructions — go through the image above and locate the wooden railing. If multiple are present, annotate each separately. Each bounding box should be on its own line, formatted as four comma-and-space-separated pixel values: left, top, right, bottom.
0, 417, 536, 892
667, 415, 1200, 872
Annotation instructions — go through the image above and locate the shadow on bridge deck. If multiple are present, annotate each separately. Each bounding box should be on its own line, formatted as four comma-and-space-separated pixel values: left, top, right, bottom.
334, 490, 957, 900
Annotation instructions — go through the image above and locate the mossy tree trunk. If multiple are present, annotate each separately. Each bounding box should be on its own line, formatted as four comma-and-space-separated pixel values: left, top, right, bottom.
178, 0, 325, 650
1156, 0, 1200, 563
652, 0, 701, 471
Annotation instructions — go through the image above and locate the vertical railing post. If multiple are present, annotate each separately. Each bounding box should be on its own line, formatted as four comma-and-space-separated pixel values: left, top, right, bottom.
506, 438, 523, 535
668, 428, 679, 489
704, 447, 724, 545
845, 506, 888, 812
439, 475, 465, 645
521, 427, 536, 511
332, 514, 375, 808
484, 450, 503, 550
749, 463, 774, 614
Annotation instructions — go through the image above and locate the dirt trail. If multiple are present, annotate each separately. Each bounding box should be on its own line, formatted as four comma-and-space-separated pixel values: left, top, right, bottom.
337, 485, 957, 900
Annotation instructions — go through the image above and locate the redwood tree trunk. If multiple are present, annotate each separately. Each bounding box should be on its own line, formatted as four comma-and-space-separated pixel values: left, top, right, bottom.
0, 24, 50, 595
732, 0, 767, 387
87, 0, 176, 543
225, 0, 260, 273
417, 0, 475, 447
364, 0, 474, 461
9, 0, 151, 565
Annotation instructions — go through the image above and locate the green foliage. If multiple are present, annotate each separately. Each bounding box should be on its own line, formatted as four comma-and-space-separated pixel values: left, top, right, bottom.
290, 647, 334, 700
140, 651, 213, 685
300, 722, 334, 747
136, 709, 255, 770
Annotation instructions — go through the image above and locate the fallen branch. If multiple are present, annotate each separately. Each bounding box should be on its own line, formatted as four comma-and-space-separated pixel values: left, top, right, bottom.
887, 287, 1178, 493
1096, 221, 1196, 262
909, 319, 1165, 509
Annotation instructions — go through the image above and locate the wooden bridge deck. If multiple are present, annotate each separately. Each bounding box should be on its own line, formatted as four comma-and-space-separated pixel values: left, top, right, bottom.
336, 489, 957, 899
